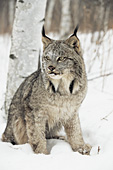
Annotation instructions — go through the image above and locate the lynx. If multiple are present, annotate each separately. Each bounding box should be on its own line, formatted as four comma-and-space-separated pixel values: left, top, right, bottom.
2, 26, 92, 155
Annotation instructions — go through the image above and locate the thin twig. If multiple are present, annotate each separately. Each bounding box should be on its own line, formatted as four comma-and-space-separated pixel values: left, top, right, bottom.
88, 72, 113, 81
101, 110, 113, 121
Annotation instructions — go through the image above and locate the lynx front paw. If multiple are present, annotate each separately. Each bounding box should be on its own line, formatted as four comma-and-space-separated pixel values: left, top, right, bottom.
31, 143, 48, 154
73, 144, 92, 155
35, 147, 48, 154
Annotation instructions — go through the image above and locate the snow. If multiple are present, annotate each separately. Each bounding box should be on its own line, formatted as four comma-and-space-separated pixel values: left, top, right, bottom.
0, 30, 113, 170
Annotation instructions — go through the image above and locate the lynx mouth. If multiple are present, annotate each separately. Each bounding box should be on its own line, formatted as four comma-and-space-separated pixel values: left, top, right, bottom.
47, 71, 63, 79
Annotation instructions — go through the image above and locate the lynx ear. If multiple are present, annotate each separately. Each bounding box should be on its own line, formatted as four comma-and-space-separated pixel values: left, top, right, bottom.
66, 25, 82, 56
42, 26, 52, 51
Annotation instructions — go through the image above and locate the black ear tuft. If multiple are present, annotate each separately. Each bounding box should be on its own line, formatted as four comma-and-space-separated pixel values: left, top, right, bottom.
42, 25, 45, 37
73, 25, 79, 36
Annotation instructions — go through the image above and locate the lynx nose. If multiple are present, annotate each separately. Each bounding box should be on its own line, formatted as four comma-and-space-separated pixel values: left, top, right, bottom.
48, 65, 55, 71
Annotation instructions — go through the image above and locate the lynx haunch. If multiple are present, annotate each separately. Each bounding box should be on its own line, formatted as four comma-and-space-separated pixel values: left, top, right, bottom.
2, 26, 92, 155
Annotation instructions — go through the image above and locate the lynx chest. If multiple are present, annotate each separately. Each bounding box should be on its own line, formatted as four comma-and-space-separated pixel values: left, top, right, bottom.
29, 85, 81, 125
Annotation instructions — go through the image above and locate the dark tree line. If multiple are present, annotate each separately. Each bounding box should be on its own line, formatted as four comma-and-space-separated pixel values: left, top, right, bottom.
45, 0, 113, 35
0, 0, 113, 35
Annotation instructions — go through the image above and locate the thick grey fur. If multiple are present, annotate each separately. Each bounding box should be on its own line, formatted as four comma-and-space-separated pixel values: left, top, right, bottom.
2, 28, 92, 154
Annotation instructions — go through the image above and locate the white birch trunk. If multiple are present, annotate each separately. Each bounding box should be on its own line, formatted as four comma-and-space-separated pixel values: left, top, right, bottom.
5, 0, 47, 114
60, 0, 71, 38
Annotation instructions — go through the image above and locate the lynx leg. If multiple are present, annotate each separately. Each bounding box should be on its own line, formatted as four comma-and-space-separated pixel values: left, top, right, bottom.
64, 114, 92, 155
46, 123, 65, 140
25, 110, 48, 154
13, 116, 28, 144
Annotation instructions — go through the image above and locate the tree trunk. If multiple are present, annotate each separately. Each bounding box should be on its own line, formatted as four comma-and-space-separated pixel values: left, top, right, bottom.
5, 0, 47, 114
8, 0, 16, 33
45, 0, 56, 33
60, 0, 71, 38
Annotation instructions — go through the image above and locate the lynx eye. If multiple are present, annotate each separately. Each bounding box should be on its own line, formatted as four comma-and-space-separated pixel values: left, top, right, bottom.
57, 57, 66, 62
44, 56, 51, 61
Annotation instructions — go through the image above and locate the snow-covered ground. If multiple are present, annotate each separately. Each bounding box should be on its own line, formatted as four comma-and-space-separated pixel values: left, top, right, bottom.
0, 30, 113, 170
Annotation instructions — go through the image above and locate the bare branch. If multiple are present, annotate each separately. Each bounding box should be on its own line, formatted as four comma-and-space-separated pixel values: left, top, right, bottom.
101, 110, 113, 121
88, 72, 113, 81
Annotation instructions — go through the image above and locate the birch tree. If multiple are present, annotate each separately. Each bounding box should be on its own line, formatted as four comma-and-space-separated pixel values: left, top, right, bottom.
60, 0, 71, 38
5, 0, 47, 114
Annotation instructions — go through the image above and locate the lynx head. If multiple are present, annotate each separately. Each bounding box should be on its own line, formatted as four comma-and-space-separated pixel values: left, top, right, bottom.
42, 26, 84, 82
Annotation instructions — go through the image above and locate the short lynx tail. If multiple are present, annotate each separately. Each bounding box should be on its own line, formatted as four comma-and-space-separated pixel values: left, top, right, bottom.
2, 116, 28, 145
2, 128, 16, 145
